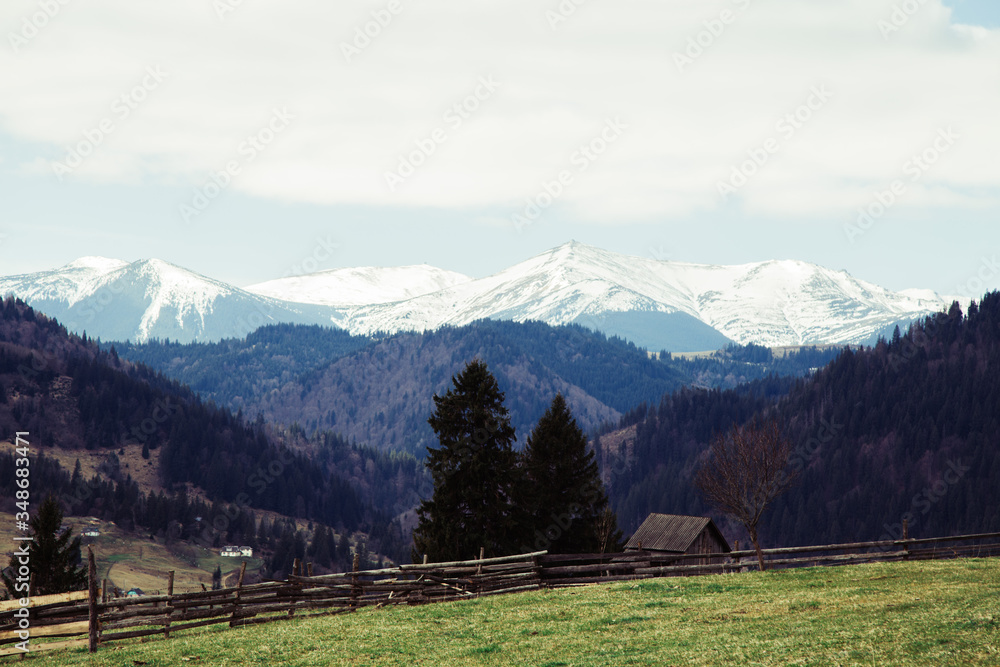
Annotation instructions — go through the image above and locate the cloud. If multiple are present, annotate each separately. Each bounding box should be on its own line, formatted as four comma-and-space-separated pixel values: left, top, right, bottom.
0, 0, 997, 223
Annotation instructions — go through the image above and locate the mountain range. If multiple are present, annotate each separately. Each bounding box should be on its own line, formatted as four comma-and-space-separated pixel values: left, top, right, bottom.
0, 242, 954, 351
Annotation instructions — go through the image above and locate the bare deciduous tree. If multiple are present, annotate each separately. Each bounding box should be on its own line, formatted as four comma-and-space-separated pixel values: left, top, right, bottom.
694, 419, 797, 571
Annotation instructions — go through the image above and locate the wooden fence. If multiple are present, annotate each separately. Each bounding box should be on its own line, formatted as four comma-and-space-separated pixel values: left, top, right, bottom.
2, 531, 999, 658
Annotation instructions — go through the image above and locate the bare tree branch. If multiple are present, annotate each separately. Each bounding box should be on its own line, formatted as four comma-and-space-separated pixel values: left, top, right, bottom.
694, 419, 797, 571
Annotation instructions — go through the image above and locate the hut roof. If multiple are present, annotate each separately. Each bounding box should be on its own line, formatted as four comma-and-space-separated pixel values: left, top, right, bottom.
624, 513, 731, 553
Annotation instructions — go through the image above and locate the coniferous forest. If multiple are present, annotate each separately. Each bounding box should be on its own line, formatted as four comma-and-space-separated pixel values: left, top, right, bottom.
2, 291, 999, 577
605, 295, 1000, 549
0, 297, 409, 573
113, 320, 840, 457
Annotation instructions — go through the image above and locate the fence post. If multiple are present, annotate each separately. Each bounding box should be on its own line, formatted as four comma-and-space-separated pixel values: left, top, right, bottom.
350, 553, 360, 610
902, 519, 910, 561
164, 571, 174, 639
475, 547, 485, 597
289, 559, 301, 618
88, 547, 98, 654
230, 561, 247, 627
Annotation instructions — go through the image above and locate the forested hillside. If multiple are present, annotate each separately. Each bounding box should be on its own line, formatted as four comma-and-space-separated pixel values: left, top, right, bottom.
112, 324, 374, 409
0, 297, 410, 571
115, 321, 839, 457
604, 295, 1000, 550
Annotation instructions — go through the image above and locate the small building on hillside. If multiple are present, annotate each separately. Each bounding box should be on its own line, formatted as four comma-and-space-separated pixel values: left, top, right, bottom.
83, 529, 101, 537
221, 546, 254, 558
624, 513, 731, 564
125, 588, 145, 598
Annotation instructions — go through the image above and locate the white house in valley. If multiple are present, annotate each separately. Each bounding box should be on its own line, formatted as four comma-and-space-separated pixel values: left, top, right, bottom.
221, 546, 254, 558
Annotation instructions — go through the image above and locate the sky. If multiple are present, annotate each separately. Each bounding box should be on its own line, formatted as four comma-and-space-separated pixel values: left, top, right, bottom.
0, 0, 998, 300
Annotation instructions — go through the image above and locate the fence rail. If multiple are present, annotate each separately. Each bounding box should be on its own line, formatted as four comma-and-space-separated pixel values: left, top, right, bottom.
2, 531, 999, 658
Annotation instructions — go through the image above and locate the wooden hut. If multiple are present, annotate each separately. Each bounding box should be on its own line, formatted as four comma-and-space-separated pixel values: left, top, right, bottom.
624, 513, 731, 565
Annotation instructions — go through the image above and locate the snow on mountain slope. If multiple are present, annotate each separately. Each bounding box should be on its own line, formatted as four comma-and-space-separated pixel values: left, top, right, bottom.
899, 288, 966, 308
246, 265, 471, 307
0, 258, 340, 343
338, 243, 689, 332
0, 256, 129, 305
335, 242, 949, 347
0, 243, 953, 348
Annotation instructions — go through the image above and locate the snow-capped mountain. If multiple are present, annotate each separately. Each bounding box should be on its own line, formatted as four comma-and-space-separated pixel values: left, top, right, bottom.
0, 258, 338, 343
0, 243, 953, 349
247, 265, 471, 307
0, 256, 129, 305
329, 242, 949, 348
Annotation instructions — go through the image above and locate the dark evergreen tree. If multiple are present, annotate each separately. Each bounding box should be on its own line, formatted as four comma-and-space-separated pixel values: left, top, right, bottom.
211, 565, 222, 591
335, 533, 351, 572
307, 524, 335, 570
2, 496, 86, 596
413, 360, 523, 562
521, 394, 622, 554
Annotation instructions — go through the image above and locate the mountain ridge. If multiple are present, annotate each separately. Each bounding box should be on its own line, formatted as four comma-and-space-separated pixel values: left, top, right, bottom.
0, 242, 953, 349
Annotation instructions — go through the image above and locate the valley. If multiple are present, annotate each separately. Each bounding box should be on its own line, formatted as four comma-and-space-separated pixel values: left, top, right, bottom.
0, 257, 995, 626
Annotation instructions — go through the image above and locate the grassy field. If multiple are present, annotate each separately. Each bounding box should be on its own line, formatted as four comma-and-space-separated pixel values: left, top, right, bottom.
11, 558, 999, 666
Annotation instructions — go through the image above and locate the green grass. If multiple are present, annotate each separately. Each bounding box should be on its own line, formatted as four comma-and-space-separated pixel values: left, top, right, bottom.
15, 559, 1000, 666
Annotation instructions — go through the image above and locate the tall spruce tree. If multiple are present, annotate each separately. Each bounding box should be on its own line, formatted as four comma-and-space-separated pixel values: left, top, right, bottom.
413, 360, 523, 562
2, 496, 87, 597
521, 394, 623, 554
